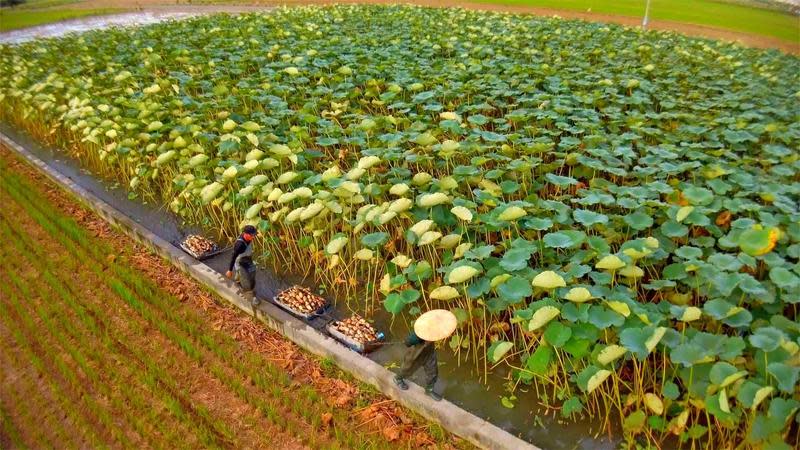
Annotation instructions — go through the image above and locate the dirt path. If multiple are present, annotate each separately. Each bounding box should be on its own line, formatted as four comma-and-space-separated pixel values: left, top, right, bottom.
73, 0, 798, 54
0, 144, 467, 449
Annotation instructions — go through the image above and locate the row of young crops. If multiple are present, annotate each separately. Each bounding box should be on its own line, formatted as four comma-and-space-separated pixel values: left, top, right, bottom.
0, 148, 456, 449
1, 5, 798, 448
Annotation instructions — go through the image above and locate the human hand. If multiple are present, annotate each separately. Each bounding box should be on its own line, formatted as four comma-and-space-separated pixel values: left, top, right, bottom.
225, 270, 233, 279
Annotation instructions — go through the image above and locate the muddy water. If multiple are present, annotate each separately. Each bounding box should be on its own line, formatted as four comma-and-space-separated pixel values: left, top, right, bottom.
0, 123, 619, 449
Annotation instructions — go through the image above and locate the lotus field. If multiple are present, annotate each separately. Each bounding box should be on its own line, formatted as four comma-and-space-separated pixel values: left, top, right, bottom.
1, 5, 799, 447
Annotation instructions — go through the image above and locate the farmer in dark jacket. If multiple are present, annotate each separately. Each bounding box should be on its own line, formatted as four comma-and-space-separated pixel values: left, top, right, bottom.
226, 225, 258, 304
394, 309, 457, 401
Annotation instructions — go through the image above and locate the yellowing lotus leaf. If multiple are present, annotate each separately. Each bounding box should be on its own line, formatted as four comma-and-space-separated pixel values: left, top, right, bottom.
412, 172, 432, 186
430, 285, 460, 300
290, 187, 311, 200
379, 273, 391, 294
356, 155, 381, 170
326, 236, 348, 254
418, 231, 443, 246
676, 206, 694, 223
680, 306, 702, 322
378, 211, 397, 225
438, 234, 461, 249
751, 386, 773, 411
531, 271, 565, 290
606, 301, 631, 317
644, 393, 664, 415
321, 165, 341, 181
222, 119, 237, 131
490, 273, 512, 288
454, 242, 472, 259
448, 266, 480, 284
564, 287, 594, 303
300, 202, 324, 221
585, 369, 612, 394
450, 206, 473, 222
597, 344, 627, 365
719, 389, 730, 413
389, 183, 410, 196
391, 254, 413, 268
410, 219, 434, 237
284, 206, 304, 223
439, 176, 458, 191
498, 205, 527, 221
389, 198, 413, 213
417, 192, 450, 208
645, 327, 667, 353
245, 202, 263, 219
528, 306, 560, 331
267, 188, 283, 202
619, 265, 644, 278
596, 255, 625, 270
346, 167, 366, 180
624, 245, 652, 260
269, 143, 292, 156
354, 248, 374, 260
276, 171, 299, 184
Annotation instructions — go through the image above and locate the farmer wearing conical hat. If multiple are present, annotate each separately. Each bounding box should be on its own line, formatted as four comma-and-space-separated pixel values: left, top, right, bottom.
394, 309, 457, 401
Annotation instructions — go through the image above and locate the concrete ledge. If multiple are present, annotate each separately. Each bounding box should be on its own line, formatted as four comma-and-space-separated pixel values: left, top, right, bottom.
1, 131, 538, 450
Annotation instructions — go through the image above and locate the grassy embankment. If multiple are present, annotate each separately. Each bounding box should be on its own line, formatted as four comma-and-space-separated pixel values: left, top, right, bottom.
473, 0, 799, 43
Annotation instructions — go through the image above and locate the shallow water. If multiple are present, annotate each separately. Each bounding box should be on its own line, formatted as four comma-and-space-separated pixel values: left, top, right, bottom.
1, 122, 620, 449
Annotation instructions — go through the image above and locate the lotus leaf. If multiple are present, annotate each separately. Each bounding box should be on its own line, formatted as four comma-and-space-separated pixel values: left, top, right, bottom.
532, 271, 566, 290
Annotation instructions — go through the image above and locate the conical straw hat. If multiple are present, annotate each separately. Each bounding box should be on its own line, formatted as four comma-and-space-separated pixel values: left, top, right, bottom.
414, 309, 458, 341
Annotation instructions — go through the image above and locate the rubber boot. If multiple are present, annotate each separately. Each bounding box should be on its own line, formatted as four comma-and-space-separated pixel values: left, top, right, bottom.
425, 386, 442, 401
394, 376, 408, 390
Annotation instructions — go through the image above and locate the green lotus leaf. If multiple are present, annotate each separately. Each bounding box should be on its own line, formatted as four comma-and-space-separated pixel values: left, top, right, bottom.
737, 381, 774, 411
543, 321, 572, 348
749, 327, 786, 352
545, 173, 578, 187
682, 186, 714, 206
710, 362, 747, 388
769, 267, 799, 290
499, 248, 534, 272
526, 345, 553, 376
623, 211, 654, 230
573, 209, 609, 227
561, 397, 583, 418
739, 228, 778, 256
497, 276, 533, 303
588, 305, 625, 329
621, 326, 667, 360
767, 362, 800, 394
361, 232, 389, 249
661, 220, 689, 238
543, 232, 576, 249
